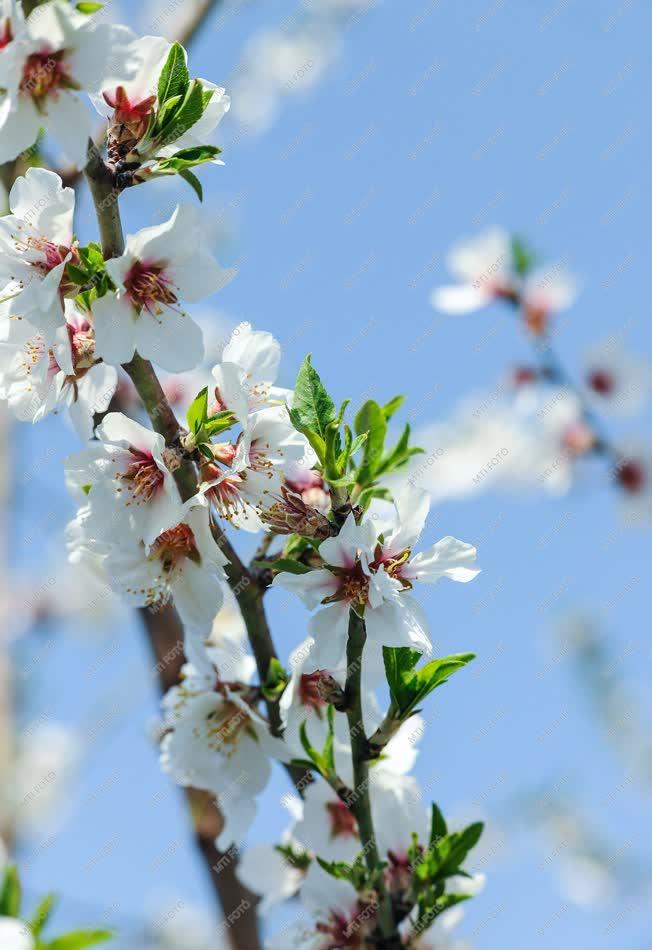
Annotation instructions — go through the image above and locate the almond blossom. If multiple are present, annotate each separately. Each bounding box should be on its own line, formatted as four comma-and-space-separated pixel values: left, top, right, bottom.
160, 640, 287, 848
266, 862, 378, 950
211, 322, 290, 425
0, 0, 137, 165
198, 404, 309, 531
92, 204, 235, 372
92, 34, 230, 168
273, 489, 479, 669
0, 300, 117, 439
584, 340, 652, 417
430, 228, 515, 314
613, 442, 652, 524
65, 411, 184, 546
0, 167, 76, 341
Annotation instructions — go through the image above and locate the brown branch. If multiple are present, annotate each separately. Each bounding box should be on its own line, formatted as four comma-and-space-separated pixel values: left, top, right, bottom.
140, 606, 261, 950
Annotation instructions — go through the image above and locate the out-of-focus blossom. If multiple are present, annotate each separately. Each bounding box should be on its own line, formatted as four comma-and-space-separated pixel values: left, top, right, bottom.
431, 228, 515, 314
584, 340, 651, 416
613, 442, 652, 524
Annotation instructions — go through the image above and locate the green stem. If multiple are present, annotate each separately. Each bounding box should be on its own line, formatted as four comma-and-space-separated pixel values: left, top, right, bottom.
345, 612, 401, 948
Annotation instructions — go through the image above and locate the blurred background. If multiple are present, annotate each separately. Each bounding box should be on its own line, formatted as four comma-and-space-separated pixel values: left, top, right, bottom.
2, 0, 651, 947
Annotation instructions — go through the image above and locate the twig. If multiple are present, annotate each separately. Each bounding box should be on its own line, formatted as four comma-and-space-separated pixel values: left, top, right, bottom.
345, 611, 401, 948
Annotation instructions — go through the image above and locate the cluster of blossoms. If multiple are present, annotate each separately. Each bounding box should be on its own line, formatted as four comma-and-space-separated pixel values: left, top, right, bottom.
0, 8, 487, 949
425, 228, 652, 521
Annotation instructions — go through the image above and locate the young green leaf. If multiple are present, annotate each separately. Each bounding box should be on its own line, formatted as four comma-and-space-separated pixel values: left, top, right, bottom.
186, 387, 208, 434
0, 865, 21, 917
511, 236, 535, 278
76, 1, 103, 11
354, 400, 387, 485
29, 893, 57, 936
430, 803, 448, 844
179, 168, 203, 200
44, 930, 113, 950
291, 355, 336, 440
262, 657, 288, 700
382, 394, 405, 420
252, 558, 312, 575
157, 42, 190, 106
383, 648, 475, 718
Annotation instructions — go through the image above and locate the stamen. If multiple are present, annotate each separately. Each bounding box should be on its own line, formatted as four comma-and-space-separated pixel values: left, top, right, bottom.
124, 260, 178, 315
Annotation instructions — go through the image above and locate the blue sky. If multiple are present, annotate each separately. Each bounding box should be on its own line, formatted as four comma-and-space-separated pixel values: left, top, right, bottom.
10, 1, 652, 947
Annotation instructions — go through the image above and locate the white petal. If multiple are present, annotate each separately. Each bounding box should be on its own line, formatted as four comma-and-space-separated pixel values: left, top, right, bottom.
307, 603, 350, 669
134, 303, 205, 373
9, 167, 74, 245
405, 537, 480, 584
91, 293, 137, 366
0, 98, 41, 164
366, 594, 433, 654
272, 569, 337, 609
222, 323, 280, 383
430, 284, 492, 314
212, 360, 249, 425
45, 92, 94, 168
0, 917, 35, 950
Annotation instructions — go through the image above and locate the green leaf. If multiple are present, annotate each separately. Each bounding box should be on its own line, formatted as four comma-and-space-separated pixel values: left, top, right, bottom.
354, 400, 386, 486
78, 243, 105, 274
383, 648, 475, 718
76, 1, 103, 11
66, 262, 91, 286
262, 657, 288, 700
383, 394, 405, 420
187, 387, 208, 434
356, 485, 392, 510
161, 145, 222, 168
511, 236, 535, 277
253, 558, 312, 575
178, 168, 203, 201
0, 865, 21, 918
430, 803, 447, 844
202, 410, 235, 437
162, 79, 205, 144
157, 42, 189, 106
29, 893, 57, 936
197, 443, 214, 461
45, 930, 113, 950
291, 355, 336, 440
434, 822, 484, 879
298, 706, 337, 779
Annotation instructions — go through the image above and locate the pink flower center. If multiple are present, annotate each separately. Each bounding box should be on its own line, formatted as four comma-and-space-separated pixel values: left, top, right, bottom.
326, 799, 358, 840
0, 17, 13, 49
151, 523, 200, 569
67, 319, 96, 370
119, 448, 165, 503
616, 459, 646, 495
103, 85, 157, 140
202, 462, 249, 521
124, 260, 178, 314
315, 905, 373, 948
588, 369, 615, 395
512, 366, 538, 386
298, 671, 329, 712
20, 49, 72, 101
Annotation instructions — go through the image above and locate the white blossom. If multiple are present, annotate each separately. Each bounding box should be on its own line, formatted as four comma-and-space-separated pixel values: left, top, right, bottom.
0, 917, 34, 950
91, 204, 234, 372
65, 411, 183, 545
0, 0, 137, 165
0, 167, 75, 341
273, 489, 478, 669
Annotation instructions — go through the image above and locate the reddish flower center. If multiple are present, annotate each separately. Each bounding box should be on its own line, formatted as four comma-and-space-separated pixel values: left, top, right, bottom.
124, 260, 178, 314
298, 671, 329, 712
524, 303, 548, 335
326, 799, 358, 840
202, 462, 248, 521
315, 904, 374, 948
513, 366, 538, 386
616, 459, 646, 495
67, 319, 96, 370
151, 523, 200, 569
103, 85, 157, 140
335, 562, 370, 607
588, 369, 615, 395
0, 17, 13, 49
119, 448, 165, 503
20, 49, 73, 101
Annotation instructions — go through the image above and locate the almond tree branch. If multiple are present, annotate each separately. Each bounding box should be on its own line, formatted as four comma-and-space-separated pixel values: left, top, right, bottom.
140, 605, 261, 950
345, 611, 402, 949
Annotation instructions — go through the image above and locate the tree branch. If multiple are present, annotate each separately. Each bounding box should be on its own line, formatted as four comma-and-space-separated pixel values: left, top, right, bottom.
140, 605, 261, 950
345, 611, 401, 949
